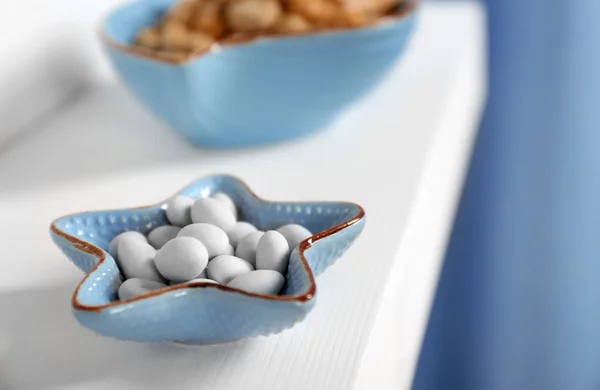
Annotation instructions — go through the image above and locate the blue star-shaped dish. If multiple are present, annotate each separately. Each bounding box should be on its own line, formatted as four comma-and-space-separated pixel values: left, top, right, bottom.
50, 175, 365, 344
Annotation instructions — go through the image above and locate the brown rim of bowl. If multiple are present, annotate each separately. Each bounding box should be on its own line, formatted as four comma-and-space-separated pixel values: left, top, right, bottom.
50, 174, 366, 313
98, 0, 420, 65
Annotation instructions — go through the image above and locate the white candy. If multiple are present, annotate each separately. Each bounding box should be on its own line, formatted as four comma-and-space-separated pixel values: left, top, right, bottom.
165, 195, 194, 226
185, 278, 219, 285
178, 223, 229, 258
108, 231, 147, 259
227, 270, 285, 295
154, 237, 209, 282
113, 200, 312, 298
227, 221, 258, 248
224, 244, 235, 256
212, 192, 237, 219
167, 268, 208, 285
276, 224, 312, 251
235, 231, 264, 267
147, 225, 181, 249
256, 231, 290, 275
208, 255, 254, 284
117, 239, 164, 282
191, 198, 237, 231
118, 278, 167, 300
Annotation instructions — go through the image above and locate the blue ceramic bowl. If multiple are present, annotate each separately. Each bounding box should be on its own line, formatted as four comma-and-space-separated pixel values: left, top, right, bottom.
101, 0, 418, 148
50, 175, 365, 344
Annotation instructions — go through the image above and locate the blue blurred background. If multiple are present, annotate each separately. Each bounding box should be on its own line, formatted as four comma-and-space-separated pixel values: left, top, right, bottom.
413, 1, 600, 389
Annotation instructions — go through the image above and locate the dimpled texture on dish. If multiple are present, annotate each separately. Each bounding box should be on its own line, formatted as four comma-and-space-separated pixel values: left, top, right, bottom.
50, 175, 365, 344
102, 0, 418, 148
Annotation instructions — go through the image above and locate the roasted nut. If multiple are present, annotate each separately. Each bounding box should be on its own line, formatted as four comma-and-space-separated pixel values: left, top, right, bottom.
187, 31, 215, 52
226, 0, 282, 33
162, 22, 190, 50
136, 27, 162, 49
285, 0, 339, 25
336, 9, 373, 27
272, 13, 312, 34
286, 0, 395, 27
342, 0, 398, 16
190, 0, 227, 38
165, 0, 197, 24
134, 0, 402, 55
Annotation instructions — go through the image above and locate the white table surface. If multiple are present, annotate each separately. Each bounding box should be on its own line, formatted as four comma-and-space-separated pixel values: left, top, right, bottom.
0, 3, 485, 389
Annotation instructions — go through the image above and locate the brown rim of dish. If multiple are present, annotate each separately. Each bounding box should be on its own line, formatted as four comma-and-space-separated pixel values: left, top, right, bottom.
99, 0, 420, 65
50, 174, 366, 313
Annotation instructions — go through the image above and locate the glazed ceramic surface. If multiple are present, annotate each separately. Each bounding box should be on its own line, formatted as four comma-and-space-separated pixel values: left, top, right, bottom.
102, 0, 418, 148
50, 175, 365, 344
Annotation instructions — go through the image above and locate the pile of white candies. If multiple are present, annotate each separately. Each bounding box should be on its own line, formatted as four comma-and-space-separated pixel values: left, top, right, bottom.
110, 192, 312, 300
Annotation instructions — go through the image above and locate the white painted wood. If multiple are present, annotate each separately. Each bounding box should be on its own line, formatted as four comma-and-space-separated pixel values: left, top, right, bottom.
354, 8, 486, 387
0, 3, 485, 390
